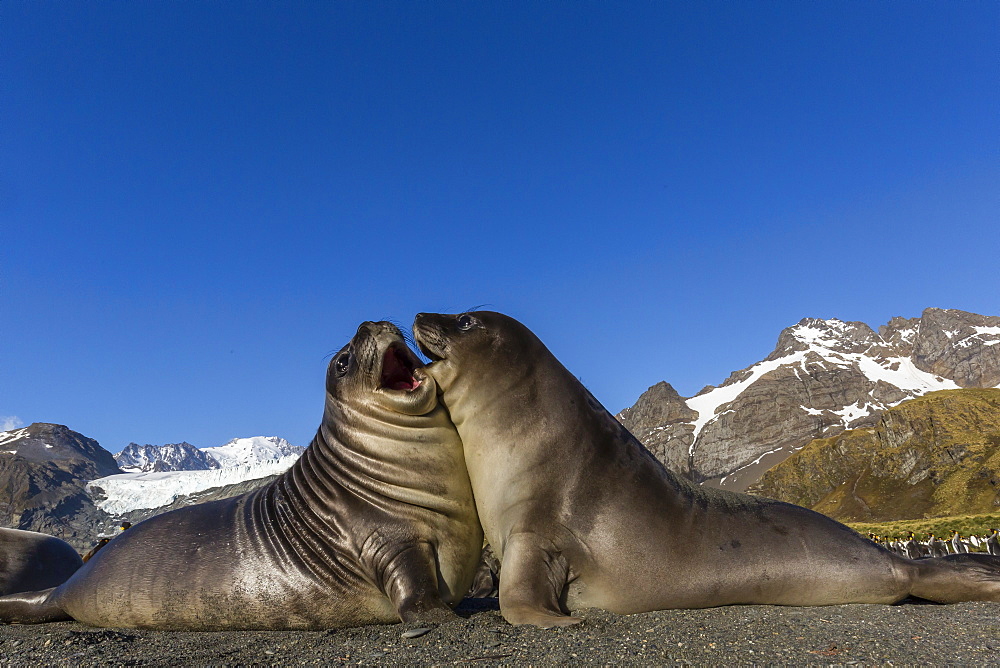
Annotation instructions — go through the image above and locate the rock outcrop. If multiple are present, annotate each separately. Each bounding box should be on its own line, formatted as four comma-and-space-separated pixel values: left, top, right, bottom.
616, 381, 696, 474
752, 389, 1000, 521
0, 424, 122, 550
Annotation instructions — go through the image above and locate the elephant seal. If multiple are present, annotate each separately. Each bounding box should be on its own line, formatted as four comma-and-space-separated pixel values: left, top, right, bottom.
413, 311, 1000, 627
0, 528, 83, 596
0, 321, 482, 630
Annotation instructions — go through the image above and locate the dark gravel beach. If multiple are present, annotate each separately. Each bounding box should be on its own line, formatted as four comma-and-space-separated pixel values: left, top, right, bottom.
2, 599, 998, 666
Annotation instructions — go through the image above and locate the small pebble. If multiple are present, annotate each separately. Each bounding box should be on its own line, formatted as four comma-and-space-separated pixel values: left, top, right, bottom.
401, 627, 432, 639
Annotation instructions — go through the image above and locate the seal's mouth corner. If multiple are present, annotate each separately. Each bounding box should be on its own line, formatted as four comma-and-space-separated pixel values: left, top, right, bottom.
416, 339, 444, 363
380, 343, 422, 392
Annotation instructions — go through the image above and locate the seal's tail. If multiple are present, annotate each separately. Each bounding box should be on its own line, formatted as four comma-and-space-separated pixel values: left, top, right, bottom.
0, 587, 71, 624
909, 553, 1000, 603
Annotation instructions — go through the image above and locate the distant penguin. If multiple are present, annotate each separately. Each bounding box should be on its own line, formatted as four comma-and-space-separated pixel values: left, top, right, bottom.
81, 538, 110, 563
903, 531, 921, 560
987, 529, 1000, 556
80, 522, 132, 564
950, 530, 970, 554
927, 533, 949, 558
890, 538, 905, 556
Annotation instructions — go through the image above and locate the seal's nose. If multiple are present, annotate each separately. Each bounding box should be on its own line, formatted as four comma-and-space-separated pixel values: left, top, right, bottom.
357, 321, 402, 338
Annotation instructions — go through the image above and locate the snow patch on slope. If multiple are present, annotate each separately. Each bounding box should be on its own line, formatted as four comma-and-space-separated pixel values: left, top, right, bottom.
955, 326, 1000, 348
0, 428, 29, 448
852, 355, 958, 392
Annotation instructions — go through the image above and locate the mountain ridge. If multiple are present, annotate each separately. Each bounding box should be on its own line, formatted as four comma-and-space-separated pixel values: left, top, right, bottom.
753, 388, 1000, 521
112, 436, 303, 473
618, 307, 1000, 491
0, 424, 302, 551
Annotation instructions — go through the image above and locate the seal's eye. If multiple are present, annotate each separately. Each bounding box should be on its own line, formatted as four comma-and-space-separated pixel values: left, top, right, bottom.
457, 315, 475, 331
334, 352, 351, 376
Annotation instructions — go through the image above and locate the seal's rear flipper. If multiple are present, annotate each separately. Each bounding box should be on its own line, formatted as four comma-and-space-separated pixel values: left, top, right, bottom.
0, 587, 71, 624
910, 553, 1000, 603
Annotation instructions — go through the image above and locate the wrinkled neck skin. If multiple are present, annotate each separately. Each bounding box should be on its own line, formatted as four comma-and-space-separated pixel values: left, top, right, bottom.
319, 386, 473, 518
259, 377, 479, 582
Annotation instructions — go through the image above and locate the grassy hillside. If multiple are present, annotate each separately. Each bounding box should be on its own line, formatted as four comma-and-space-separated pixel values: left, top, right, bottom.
754, 389, 1000, 522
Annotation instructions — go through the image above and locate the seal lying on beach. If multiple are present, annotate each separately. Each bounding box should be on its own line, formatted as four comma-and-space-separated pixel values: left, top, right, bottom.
413, 310, 1000, 628
0, 528, 82, 596
0, 322, 482, 630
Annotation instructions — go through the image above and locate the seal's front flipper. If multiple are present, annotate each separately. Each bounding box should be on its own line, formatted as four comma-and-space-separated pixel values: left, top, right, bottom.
499, 533, 581, 628
0, 587, 71, 624
381, 542, 458, 624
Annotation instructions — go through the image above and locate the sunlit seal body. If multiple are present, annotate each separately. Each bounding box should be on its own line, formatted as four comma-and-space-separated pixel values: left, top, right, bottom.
0, 322, 482, 630
413, 311, 1000, 627
0, 528, 82, 596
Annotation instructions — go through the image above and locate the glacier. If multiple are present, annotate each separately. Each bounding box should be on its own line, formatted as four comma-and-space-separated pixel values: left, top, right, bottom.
90, 436, 303, 515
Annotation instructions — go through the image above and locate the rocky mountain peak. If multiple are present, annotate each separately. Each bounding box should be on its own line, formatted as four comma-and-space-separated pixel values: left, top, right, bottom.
617, 307, 1000, 492
115, 441, 221, 473
201, 436, 305, 469
769, 318, 886, 360
617, 382, 696, 435
113, 437, 304, 473
0, 423, 121, 477
877, 316, 920, 356
910, 308, 1000, 388
0, 423, 122, 549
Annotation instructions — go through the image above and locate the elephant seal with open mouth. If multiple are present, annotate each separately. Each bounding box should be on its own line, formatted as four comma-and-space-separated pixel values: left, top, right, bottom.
413, 310, 1000, 628
0, 321, 482, 630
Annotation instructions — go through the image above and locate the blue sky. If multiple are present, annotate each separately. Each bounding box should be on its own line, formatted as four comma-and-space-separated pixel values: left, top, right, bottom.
2, 2, 997, 452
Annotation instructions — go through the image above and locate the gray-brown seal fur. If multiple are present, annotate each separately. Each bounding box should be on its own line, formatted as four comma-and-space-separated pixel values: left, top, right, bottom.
413, 311, 1000, 627
0, 528, 83, 596
0, 321, 482, 630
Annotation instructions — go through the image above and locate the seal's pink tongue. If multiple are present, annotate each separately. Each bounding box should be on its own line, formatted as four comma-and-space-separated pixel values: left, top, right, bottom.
381, 347, 420, 391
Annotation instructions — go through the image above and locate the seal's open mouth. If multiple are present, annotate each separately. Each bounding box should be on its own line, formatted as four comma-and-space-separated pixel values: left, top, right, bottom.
380, 344, 422, 391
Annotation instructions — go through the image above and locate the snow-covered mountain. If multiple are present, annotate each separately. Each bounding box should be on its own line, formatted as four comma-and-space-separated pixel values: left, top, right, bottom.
200, 436, 303, 468
95, 436, 305, 514
618, 307, 1000, 492
115, 441, 220, 472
